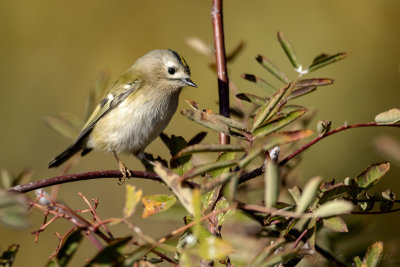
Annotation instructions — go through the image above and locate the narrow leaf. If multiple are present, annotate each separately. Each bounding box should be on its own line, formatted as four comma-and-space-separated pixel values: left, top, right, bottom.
265, 158, 280, 208
288, 186, 301, 205
181, 109, 244, 138
364, 241, 383, 267
355, 162, 390, 189
174, 144, 243, 159
85, 237, 131, 266
236, 93, 267, 106
214, 114, 247, 131
252, 83, 291, 130
153, 162, 194, 215
241, 73, 277, 94
185, 37, 213, 57
0, 244, 19, 266
215, 197, 234, 226
307, 52, 349, 72
209, 152, 237, 178
253, 109, 307, 137
277, 31, 301, 70
48, 229, 83, 267
255, 54, 289, 83
313, 200, 354, 218
123, 185, 142, 219
187, 132, 207, 146
0, 190, 29, 229
296, 176, 322, 214
252, 238, 286, 266
287, 86, 317, 100
323, 216, 348, 232
44, 115, 79, 140
375, 108, 400, 124
197, 236, 233, 260
293, 78, 334, 89
181, 160, 237, 180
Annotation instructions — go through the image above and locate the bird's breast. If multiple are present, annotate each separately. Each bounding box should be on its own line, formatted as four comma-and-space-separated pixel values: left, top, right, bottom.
88, 90, 180, 154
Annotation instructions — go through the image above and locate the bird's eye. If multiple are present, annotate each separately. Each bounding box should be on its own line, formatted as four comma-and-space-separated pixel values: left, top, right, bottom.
168, 67, 176, 75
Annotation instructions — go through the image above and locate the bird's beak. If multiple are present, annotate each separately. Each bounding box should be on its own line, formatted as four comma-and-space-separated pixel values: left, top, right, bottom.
183, 78, 197, 88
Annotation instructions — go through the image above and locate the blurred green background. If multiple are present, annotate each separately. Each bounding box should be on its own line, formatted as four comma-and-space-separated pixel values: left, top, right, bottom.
0, 0, 399, 266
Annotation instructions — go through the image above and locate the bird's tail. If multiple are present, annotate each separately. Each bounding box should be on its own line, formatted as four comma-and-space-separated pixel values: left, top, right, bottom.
48, 142, 82, 168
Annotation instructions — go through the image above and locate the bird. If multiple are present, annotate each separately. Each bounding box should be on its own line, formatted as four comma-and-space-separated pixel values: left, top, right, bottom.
48, 49, 197, 183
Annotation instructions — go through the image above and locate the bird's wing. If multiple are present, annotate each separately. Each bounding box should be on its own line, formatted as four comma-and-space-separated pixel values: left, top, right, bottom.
76, 72, 141, 144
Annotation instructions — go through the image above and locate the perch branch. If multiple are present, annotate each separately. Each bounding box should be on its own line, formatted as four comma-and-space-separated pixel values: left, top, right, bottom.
8, 170, 199, 194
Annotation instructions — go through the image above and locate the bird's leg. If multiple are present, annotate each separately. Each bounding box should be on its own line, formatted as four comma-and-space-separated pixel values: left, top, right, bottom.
112, 151, 131, 184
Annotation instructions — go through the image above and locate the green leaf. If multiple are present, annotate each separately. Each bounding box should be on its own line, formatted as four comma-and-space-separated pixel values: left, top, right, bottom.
123, 185, 142, 219
260, 250, 300, 267
236, 93, 267, 106
181, 160, 237, 180
355, 162, 390, 190
307, 52, 349, 72
85, 237, 131, 266
187, 132, 207, 146
252, 83, 291, 130
238, 147, 263, 168
209, 152, 237, 178
363, 241, 383, 267
215, 197, 234, 226
277, 31, 301, 70
181, 109, 244, 139
323, 216, 348, 232
241, 73, 277, 94
265, 158, 280, 208
375, 108, 400, 124
123, 244, 153, 265
196, 236, 232, 261
253, 109, 307, 137
0, 190, 29, 229
255, 55, 289, 84
214, 114, 247, 131
153, 162, 194, 215
44, 115, 80, 140
313, 200, 353, 218
353, 256, 363, 267
296, 176, 322, 214
293, 78, 334, 89
141, 194, 177, 218
258, 130, 314, 150
0, 244, 19, 267
159, 133, 188, 156
174, 144, 243, 159
288, 186, 301, 205
287, 86, 317, 100
252, 238, 286, 266
192, 190, 202, 240
47, 229, 83, 267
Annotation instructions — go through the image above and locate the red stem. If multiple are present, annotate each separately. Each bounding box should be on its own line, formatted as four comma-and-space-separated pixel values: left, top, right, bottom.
212, 0, 230, 145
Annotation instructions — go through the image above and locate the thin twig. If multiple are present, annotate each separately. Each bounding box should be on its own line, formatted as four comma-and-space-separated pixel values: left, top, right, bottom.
212, 0, 230, 145
8, 169, 199, 194
238, 122, 400, 184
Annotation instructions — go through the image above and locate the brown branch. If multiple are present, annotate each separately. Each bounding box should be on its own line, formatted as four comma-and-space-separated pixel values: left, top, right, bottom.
238, 122, 400, 184
8, 169, 199, 194
212, 0, 230, 145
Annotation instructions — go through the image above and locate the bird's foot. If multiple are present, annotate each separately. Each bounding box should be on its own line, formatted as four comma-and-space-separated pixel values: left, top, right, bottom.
118, 162, 131, 185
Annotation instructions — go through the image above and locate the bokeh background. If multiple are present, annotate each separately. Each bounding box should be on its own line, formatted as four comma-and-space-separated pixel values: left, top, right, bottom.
0, 0, 399, 266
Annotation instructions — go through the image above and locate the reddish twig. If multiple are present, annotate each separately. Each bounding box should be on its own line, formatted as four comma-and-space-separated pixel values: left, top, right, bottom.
8, 169, 199, 194
212, 0, 230, 145
239, 122, 400, 184
279, 122, 400, 166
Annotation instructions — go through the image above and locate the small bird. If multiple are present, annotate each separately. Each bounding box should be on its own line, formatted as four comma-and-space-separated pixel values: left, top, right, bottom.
49, 49, 197, 183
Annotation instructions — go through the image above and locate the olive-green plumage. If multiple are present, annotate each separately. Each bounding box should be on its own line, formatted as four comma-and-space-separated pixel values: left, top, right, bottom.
49, 49, 196, 169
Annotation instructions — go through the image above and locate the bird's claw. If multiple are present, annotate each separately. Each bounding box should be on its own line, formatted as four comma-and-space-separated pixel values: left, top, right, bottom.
118, 163, 131, 185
